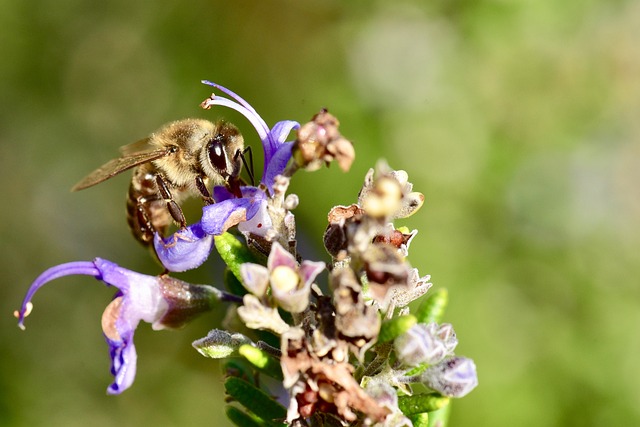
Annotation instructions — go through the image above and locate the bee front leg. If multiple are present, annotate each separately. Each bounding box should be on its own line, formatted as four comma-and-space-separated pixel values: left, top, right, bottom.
195, 175, 215, 205
155, 174, 187, 229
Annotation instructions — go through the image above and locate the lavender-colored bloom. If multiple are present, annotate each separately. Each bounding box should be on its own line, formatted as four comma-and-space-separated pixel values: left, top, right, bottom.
239, 242, 325, 313
16, 258, 223, 394
421, 356, 478, 398
156, 82, 299, 271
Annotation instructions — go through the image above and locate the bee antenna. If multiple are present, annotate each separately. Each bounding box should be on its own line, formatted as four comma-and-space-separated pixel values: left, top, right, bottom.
238, 146, 255, 186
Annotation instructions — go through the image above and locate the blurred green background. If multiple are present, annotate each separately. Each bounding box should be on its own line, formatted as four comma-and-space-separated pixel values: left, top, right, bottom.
2, 0, 639, 426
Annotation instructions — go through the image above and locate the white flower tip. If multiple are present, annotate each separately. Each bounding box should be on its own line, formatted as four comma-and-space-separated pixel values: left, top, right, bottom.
14, 302, 33, 330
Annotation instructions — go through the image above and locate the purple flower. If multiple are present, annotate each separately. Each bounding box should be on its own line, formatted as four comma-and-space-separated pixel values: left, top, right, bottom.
16, 258, 225, 394
156, 82, 299, 271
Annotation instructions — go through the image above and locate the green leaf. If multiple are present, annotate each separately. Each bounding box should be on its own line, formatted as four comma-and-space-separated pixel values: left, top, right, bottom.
226, 405, 286, 427
215, 232, 261, 284
225, 377, 287, 422
398, 393, 450, 416
226, 405, 264, 427
239, 344, 283, 381
415, 288, 448, 324
377, 314, 417, 344
225, 267, 248, 296
222, 360, 257, 386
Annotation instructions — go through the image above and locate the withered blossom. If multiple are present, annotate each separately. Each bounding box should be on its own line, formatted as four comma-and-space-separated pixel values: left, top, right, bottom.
358, 163, 425, 220
373, 224, 418, 257
292, 108, 355, 173
331, 267, 381, 359
281, 327, 390, 424
362, 242, 413, 309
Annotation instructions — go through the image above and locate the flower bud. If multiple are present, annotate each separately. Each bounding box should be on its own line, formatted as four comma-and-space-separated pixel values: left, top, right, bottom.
421, 356, 478, 398
394, 323, 458, 367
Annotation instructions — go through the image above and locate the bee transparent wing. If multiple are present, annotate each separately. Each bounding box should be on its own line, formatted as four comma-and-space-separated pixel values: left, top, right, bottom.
119, 137, 154, 156
71, 147, 173, 191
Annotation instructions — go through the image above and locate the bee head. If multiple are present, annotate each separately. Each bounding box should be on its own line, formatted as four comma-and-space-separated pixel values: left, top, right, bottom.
203, 121, 244, 182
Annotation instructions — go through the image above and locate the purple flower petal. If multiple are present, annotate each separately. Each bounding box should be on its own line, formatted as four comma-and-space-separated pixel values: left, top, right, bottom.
270, 120, 301, 145
212, 185, 235, 203
107, 338, 137, 394
263, 120, 299, 172
201, 81, 269, 141
154, 223, 214, 273
262, 141, 294, 193
201, 198, 250, 235
16, 261, 100, 329
104, 298, 138, 395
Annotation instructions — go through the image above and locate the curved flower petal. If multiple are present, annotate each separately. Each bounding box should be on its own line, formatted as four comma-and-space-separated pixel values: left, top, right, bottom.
16, 261, 100, 329
201, 81, 269, 140
270, 120, 301, 145
105, 301, 138, 395
201, 198, 250, 235
154, 223, 214, 273
262, 141, 294, 193
270, 259, 324, 314
263, 121, 299, 175
239, 263, 270, 297
299, 260, 326, 288
267, 242, 298, 271
422, 356, 478, 398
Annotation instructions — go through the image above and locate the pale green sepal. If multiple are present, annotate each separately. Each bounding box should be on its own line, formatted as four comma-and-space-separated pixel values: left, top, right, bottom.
378, 314, 417, 344
397, 392, 450, 416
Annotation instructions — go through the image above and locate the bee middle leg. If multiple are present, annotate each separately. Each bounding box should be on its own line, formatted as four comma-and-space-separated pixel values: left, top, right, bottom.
155, 174, 187, 228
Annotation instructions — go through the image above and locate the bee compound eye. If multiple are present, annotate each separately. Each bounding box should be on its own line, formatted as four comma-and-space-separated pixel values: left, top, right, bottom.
207, 138, 229, 175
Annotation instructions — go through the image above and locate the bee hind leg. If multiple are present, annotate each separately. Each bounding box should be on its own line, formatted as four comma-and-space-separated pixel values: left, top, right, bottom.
132, 195, 161, 244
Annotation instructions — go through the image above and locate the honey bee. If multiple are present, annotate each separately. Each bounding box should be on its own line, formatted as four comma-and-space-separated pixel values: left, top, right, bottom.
72, 119, 247, 245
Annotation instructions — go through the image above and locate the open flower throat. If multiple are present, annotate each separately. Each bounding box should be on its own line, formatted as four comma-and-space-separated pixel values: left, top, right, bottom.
16, 82, 476, 426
